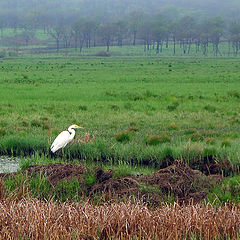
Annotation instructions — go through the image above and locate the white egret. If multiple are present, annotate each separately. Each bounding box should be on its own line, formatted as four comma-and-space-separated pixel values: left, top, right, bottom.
50, 124, 83, 154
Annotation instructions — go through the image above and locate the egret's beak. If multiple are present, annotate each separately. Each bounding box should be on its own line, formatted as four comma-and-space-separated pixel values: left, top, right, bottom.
77, 126, 84, 129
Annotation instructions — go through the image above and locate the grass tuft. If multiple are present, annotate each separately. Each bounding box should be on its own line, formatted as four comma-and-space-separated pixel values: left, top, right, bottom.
115, 131, 131, 143
146, 134, 171, 146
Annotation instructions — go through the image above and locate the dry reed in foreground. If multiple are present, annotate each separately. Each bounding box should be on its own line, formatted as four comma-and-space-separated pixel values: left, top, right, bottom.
0, 199, 239, 240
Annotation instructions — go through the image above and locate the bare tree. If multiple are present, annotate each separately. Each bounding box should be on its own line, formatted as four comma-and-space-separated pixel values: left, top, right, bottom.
49, 27, 63, 52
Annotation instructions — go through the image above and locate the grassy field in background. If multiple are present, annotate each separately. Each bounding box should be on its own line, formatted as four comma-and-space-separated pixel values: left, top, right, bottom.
0, 55, 240, 169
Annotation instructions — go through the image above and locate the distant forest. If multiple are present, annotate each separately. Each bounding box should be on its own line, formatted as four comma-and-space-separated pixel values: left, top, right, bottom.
0, 0, 240, 55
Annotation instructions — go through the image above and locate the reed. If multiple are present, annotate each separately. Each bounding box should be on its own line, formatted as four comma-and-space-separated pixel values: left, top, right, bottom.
0, 199, 239, 239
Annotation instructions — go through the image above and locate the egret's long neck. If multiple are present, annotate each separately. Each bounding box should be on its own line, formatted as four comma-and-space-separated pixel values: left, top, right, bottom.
68, 127, 76, 141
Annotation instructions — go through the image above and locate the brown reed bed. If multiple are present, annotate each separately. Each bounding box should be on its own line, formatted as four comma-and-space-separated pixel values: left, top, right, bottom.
0, 199, 239, 240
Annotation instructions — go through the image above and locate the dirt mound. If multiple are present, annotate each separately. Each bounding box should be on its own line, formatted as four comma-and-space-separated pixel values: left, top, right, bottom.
139, 160, 213, 203
90, 177, 139, 197
190, 156, 233, 176
25, 163, 88, 186
22, 161, 221, 205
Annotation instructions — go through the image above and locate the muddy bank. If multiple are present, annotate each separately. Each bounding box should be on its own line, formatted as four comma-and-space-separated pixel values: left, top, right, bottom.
6, 160, 223, 205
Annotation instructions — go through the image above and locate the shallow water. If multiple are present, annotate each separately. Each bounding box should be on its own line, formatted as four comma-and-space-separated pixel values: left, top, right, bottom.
0, 156, 20, 173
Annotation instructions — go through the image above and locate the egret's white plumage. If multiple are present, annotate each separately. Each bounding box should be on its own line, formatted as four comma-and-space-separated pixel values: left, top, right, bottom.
50, 124, 83, 153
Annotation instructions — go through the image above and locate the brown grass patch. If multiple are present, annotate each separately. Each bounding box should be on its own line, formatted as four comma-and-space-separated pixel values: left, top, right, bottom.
0, 199, 240, 239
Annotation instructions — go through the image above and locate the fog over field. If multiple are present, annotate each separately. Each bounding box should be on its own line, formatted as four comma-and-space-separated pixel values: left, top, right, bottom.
1, 0, 240, 21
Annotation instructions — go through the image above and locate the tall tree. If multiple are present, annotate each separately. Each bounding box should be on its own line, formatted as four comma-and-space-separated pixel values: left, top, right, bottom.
113, 20, 128, 47
151, 15, 167, 54
128, 11, 144, 46
138, 19, 153, 51
176, 16, 196, 54
98, 23, 115, 52
72, 20, 85, 52
208, 17, 225, 56
49, 27, 63, 52
229, 22, 240, 55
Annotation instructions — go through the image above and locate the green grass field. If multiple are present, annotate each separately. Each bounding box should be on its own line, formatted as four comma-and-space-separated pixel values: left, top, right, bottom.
0, 55, 240, 169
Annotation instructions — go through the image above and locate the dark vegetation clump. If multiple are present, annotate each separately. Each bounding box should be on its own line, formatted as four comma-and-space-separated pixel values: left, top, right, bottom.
0, 129, 6, 137
31, 119, 42, 128
115, 130, 131, 143
78, 105, 88, 111
167, 104, 178, 111
204, 105, 217, 112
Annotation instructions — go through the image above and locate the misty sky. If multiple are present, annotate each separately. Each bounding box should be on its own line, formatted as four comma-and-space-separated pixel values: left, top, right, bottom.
0, 0, 239, 22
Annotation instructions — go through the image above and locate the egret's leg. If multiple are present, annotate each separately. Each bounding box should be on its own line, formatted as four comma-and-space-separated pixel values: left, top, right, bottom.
62, 148, 64, 157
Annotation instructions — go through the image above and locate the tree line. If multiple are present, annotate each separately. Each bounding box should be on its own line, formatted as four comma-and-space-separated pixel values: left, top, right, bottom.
1, 11, 240, 56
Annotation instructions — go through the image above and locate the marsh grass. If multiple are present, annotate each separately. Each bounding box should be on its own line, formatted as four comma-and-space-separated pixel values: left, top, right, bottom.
1, 56, 240, 170
55, 178, 82, 201
208, 175, 240, 204
83, 171, 96, 187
